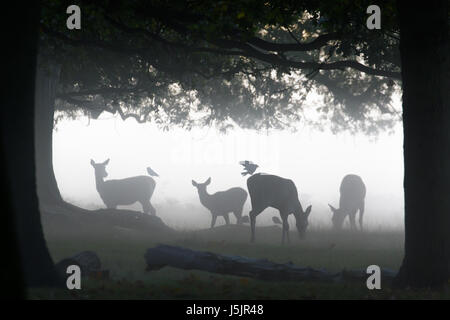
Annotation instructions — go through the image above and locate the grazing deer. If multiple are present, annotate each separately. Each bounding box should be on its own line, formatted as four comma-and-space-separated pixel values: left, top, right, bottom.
90, 159, 158, 215
247, 173, 312, 244
328, 174, 366, 230
192, 177, 248, 228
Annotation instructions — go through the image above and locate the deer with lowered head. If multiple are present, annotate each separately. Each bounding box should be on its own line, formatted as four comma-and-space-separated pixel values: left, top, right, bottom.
328, 174, 366, 231
90, 159, 158, 215
246, 173, 312, 244
192, 177, 248, 228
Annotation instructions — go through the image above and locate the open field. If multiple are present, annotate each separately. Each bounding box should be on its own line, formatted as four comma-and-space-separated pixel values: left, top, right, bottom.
30, 217, 449, 300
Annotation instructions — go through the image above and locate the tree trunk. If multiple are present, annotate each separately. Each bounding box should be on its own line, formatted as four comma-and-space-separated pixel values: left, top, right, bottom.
2, 1, 62, 289
0, 137, 25, 299
395, 1, 450, 287
34, 62, 64, 210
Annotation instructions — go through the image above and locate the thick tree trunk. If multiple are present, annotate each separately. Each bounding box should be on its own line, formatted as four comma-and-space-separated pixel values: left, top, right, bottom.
34, 63, 64, 210
2, 2, 62, 289
0, 139, 25, 299
395, 1, 450, 287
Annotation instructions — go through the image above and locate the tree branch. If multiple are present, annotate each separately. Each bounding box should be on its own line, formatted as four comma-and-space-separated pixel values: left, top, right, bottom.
42, 21, 401, 81
246, 32, 341, 52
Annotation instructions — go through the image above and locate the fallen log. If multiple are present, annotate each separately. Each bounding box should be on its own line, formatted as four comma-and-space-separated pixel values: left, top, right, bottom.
144, 244, 397, 283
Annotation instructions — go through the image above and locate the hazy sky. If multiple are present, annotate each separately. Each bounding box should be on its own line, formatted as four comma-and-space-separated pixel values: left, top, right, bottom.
53, 106, 404, 230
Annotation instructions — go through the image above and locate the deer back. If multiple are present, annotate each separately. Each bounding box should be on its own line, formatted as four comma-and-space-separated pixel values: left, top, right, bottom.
247, 173, 300, 212
201, 187, 247, 213
339, 174, 366, 210
100, 175, 155, 204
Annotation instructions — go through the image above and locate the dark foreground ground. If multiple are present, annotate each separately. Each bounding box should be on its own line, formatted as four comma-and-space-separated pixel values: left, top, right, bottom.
30, 213, 449, 299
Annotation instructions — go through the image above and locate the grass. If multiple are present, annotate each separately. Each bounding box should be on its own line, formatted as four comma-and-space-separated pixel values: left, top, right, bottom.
29, 221, 449, 300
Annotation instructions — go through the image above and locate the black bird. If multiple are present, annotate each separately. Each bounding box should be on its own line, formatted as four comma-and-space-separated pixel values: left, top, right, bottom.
147, 167, 159, 177
239, 160, 259, 176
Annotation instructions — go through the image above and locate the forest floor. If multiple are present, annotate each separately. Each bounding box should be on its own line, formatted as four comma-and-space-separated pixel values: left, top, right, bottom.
29, 216, 449, 300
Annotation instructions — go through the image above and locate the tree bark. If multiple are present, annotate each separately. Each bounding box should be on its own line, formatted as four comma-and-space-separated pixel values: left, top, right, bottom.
0, 138, 25, 299
395, 1, 450, 287
2, 1, 62, 289
34, 62, 64, 210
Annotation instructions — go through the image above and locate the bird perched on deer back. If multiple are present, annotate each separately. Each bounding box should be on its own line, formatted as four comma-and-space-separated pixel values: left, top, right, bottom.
239, 160, 259, 176
147, 167, 159, 177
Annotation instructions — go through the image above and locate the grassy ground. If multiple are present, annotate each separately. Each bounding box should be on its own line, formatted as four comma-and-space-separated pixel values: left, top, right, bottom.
29, 221, 449, 300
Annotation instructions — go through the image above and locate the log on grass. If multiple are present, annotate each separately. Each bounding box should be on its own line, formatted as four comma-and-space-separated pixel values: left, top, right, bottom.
144, 244, 397, 283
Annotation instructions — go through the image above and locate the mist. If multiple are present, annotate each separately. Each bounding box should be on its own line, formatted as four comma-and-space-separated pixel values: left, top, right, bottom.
53, 112, 404, 231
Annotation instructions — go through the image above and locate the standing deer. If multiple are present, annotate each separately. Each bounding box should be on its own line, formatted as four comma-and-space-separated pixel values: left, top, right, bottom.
328, 174, 366, 231
90, 159, 158, 215
247, 173, 312, 244
192, 177, 248, 228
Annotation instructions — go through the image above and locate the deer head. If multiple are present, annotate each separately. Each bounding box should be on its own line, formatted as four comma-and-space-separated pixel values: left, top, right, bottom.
328, 204, 345, 230
191, 177, 211, 191
294, 205, 312, 239
90, 158, 110, 179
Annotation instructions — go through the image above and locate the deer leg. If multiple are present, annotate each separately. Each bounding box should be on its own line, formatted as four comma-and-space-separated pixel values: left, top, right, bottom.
210, 214, 217, 229
286, 221, 291, 244
148, 203, 156, 216
233, 207, 243, 225
249, 210, 258, 243
249, 207, 264, 242
141, 200, 150, 214
349, 211, 357, 230
141, 200, 156, 216
223, 213, 230, 225
250, 212, 256, 242
281, 215, 290, 245
359, 202, 365, 231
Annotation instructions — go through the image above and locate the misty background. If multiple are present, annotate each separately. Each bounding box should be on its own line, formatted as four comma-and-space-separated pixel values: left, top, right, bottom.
53, 92, 404, 231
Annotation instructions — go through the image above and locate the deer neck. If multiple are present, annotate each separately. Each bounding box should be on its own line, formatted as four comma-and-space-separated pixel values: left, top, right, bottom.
94, 171, 105, 192
197, 188, 212, 208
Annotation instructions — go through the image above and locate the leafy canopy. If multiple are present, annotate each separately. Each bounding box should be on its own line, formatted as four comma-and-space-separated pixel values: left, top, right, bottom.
41, 0, 401, 134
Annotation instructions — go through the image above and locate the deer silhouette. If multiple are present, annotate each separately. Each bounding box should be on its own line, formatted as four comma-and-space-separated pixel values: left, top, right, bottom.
328, 174, 366, 231
247, 173, 312, 244
90, 159, 158, 215
192, 177, 248, 228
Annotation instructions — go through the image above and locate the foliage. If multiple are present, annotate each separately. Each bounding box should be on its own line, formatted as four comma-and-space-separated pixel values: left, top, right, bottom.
41, 0, 402, 133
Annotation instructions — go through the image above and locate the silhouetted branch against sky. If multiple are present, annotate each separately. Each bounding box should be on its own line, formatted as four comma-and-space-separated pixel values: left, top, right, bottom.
41, 0, 402, 134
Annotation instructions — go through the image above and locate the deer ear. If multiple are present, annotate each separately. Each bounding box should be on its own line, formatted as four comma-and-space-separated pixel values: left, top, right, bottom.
304, 205, 312, 217
205, 177, 211, 185
328, 204, 336, 212
90, 159, 95, 166
192, 180, 198, 187
103, 158, 110, 165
